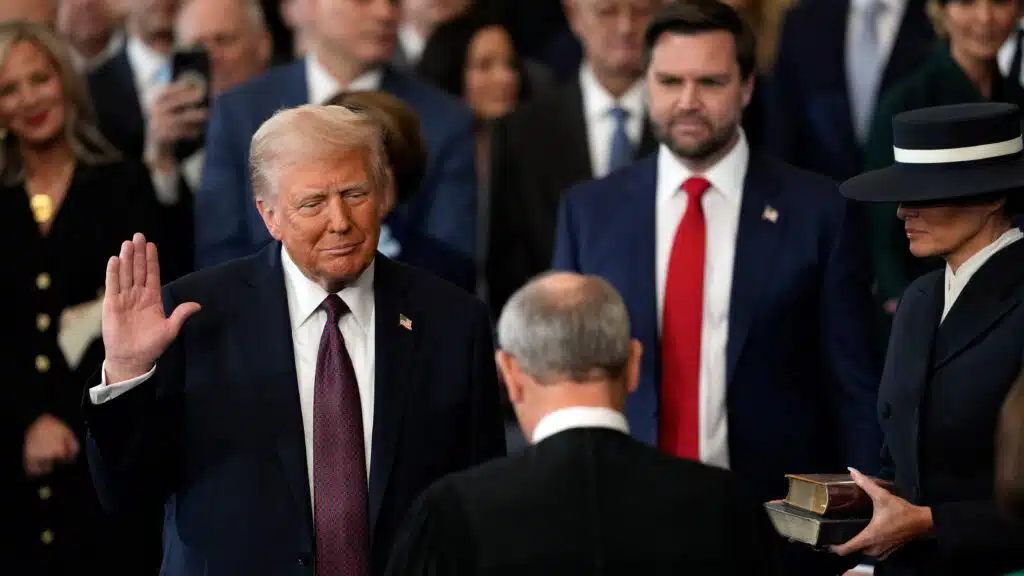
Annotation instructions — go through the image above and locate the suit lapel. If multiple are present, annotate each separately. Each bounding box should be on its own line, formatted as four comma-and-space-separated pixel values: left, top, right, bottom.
562, 81, 596, 179
111, 50, 146, 156
368, 255, 417, 534
880, 0, 932, 92
726, 155, 782, 385
244, 244, 312, 532
896, 274, 943, 439
624, 157, 660, 442
638, 117, 658, 158
285, 59, 311, 107
826, 0, 861, 161
933, 240, 1024, 369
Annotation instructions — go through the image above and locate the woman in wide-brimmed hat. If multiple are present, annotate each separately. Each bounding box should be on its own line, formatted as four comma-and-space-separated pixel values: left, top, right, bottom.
833, 101, 1024, 576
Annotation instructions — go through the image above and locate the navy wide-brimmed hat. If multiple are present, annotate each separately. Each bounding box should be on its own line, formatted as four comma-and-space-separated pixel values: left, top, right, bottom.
840, 102, 1024, 203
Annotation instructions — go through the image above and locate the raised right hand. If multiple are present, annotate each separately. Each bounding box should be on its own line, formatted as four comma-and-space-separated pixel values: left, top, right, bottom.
102, 233, 200, 382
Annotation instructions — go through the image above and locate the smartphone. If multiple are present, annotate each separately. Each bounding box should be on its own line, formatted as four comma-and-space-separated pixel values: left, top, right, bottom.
170, 46, 211, 161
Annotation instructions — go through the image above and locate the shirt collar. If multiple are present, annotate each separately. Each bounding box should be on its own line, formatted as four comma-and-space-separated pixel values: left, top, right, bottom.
850, 0, 903, 13
398, 23, 427, 65
305, 53, 384, 105
281, 245, 376, 334
532, 406, 630, 444
657, 129, 749, 205
125, 34, 169, 85
579, 62, 646, 123
945, 227, 1023, 287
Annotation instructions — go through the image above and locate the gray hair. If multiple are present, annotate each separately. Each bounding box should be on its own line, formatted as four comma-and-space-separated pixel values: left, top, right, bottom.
249, 103, 391, 202
497, 272, 632, 383
177, 0, 267, 34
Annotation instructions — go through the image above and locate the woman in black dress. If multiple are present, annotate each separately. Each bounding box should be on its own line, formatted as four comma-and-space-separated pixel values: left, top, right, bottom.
0, 21, 160, 574
836, 102, 1024, 576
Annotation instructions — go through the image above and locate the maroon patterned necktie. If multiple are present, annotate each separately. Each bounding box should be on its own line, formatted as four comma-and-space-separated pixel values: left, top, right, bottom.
314, 294, 370, 576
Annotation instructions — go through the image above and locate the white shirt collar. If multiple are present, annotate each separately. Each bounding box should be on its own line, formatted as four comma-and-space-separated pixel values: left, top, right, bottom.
305, 53, 384, 105
850, 0, 903, 13
657, 129, 749, 206
531, 406, 630, 444
942, 227, 1023, 322
398, 23, 427, 65
125, 34, 169, 86
281, 245, 376, 334
579, 62, 646, 123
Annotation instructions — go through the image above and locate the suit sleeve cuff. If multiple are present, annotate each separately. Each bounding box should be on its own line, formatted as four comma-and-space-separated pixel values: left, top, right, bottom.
89, 362, 157, 404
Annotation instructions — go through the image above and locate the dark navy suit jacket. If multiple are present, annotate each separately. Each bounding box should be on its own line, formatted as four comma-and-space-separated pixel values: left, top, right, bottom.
552, 153, 882, 503
765, 0, 933, 181
195, 62, 478, 273
83, 245, 505, 575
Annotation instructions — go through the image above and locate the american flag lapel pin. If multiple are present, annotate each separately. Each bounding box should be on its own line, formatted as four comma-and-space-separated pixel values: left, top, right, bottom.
762, 205, 778, 224
399, 314, 413, 331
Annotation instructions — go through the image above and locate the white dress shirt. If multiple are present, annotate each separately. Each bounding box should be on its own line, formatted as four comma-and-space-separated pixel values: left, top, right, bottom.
579, 63, 646, 179
531, 406, 630, 443
845, 0, 907, 103
126, 35, 171, 114
397, 23, 427, 66
942, 228, 1023, 322
90, 248, 378, 506
997, 20, 1024, 85
655, 130, 749, 470
306, 53, 384, 105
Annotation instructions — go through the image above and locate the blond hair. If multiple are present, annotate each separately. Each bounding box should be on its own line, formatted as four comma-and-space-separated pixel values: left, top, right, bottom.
249, 104, 392, 202
0, 21, 121, 185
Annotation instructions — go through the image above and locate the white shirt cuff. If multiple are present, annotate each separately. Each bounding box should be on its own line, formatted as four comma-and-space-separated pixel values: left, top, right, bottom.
88, 362, 157, 405
150, 166, 180, 206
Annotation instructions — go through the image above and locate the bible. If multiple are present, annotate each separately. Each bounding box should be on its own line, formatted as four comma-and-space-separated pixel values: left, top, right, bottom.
784, 473, 896, 516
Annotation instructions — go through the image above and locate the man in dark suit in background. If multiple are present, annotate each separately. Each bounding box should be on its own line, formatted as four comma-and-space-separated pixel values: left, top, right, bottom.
84, 105, 505, 576
486, 0, 660, 317
196, 0, 478, 272
386, 272, 783, 575
553, 2, 880, 569
766, 0, 933, 182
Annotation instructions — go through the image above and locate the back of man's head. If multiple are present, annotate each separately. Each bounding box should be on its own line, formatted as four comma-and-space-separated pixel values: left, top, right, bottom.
496, 272, 641, 441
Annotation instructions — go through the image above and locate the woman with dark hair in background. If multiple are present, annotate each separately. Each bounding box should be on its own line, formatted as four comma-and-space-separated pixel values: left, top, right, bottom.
327, 90, 475, 291
416, 9, 530, 290
0, 20, 160, 575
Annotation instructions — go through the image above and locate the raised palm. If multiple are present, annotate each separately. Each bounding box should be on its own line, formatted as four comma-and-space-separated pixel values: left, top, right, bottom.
102, 233, 199, 381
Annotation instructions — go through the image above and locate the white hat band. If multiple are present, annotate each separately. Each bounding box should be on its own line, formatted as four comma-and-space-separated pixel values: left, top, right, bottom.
893, 136, 1023, 164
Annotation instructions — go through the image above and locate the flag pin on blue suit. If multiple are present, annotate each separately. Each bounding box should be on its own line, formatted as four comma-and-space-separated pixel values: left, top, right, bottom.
400, 314, 413, 330
762, 205, 778, 223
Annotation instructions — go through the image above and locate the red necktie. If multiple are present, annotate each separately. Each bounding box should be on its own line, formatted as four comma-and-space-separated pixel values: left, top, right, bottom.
314, 294, 370, 576
659, 176, 710, 460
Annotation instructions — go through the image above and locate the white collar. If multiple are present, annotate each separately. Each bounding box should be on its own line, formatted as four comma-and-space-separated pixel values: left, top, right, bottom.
850, 0, 904, 13
657, 129, 749, 206
578, 62, 646, 123
281, 245, 376, 334
305, 53, 384, 105
125, 34, 169, 85
945, 227, 1023, 291
531, 407, 630, 444
398, 23, 427, 65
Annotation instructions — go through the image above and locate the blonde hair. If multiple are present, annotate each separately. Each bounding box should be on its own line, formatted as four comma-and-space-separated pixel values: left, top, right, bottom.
0, 21, 121, 186
249, 104, 392, 202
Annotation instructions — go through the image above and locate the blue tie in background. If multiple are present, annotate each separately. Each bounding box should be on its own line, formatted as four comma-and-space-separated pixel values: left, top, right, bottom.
849, 0, 884, 142
608, 106, 633, 173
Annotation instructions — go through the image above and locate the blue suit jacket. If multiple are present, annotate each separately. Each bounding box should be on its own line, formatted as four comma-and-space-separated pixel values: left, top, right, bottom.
552, 153, 882, 502
195, 62, 478, 272
84, 245, 505, 575
765, 0, 933, 182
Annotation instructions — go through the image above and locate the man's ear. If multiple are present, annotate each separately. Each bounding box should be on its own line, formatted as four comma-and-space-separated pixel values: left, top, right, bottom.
256, 197, 283, 241
496, 350, 523, 404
